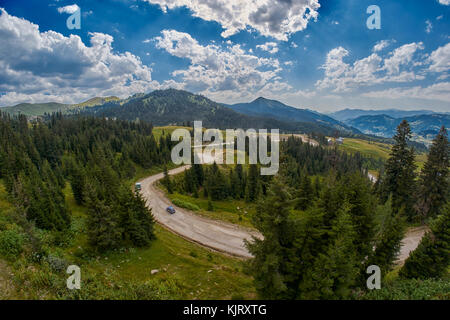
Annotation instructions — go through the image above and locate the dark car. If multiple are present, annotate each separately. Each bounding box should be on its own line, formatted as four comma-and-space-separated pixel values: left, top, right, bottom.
166, 206, 176, 214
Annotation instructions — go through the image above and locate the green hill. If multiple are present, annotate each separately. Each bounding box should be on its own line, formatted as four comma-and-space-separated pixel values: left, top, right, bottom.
1, 96, 120, 116
1, 102, 69, 116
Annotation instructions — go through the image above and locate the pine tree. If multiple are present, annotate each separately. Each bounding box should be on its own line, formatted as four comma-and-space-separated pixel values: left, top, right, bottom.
69, 161, 86, 205
86, 185, 122, 252
298, 206, 359, 299
245, 164, 260, 202
400, 202, 449, 279
246, 179, 296, 299
295, 172, 313, 211
416, 126, 449, 220
129, 190, 156, 247
369, 199, 406, 272
162, 166, 173, 194
384, 120, 417, 221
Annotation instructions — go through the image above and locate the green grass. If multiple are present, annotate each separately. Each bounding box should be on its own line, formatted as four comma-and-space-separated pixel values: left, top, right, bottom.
162, 189, 256, 229
1, 178, 256, 300
80, 225, 255, 299
338, 138, 427, 170
0, 180, 12, 212
152, 126, 191, 141
338, 138, 391, 160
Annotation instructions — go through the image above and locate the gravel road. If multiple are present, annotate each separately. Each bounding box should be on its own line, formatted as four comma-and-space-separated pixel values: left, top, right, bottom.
139, 166, 425, 262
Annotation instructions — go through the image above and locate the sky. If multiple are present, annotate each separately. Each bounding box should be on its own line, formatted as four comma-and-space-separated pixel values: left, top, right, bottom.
0, 0, 449, 113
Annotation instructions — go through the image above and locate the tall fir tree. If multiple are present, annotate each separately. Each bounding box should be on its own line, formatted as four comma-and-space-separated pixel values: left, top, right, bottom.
415, 126, 449, 220
245, 164, 260, 202
384, 120, 417, 221
246, 179, 296, 299
369, 199, 406, 273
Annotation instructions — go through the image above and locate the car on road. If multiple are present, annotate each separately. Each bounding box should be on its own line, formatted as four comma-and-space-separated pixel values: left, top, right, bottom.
166, 206, 176, 214
135, 183, 142, 191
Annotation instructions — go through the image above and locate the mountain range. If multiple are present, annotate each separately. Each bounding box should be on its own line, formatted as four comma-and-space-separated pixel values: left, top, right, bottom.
346, 113, 450, 144
78, 89, 356, 135
1, 96, 120, 116
1, 89, 446, 144
226, 97, 354, 133
329, 108, 437, 122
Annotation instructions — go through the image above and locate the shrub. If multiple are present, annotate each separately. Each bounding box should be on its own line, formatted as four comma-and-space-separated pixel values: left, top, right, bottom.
361, 278, 450, 300
172, 198, 200, 211
0, 228, 25, 260
46, 254, 69, 273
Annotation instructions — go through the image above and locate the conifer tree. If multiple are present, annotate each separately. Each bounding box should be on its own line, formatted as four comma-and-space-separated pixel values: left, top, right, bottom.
298, 206, 359, 299
245, 164, 260, 202
162, 166, 173, 194
295, 173, 313, 211
85, 185, 122, 252
384, 120, 417, 220
369, 199, 406, 272
415, 126, 449, 219
246, 179, 296, 299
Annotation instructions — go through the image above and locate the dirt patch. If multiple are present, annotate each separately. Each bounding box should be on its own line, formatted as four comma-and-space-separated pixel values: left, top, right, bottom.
0, 259, 16, 299
396, 226, 429, 265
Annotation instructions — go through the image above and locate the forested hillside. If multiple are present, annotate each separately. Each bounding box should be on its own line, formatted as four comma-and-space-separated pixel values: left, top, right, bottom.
79, 89, 351, 136
0, 112, 448, 300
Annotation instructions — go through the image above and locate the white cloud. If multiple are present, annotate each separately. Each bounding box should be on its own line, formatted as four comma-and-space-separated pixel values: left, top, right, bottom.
362, 82, 450, 103
373, 40, 392, 52
316, 42, 426, 92
144, 0, 321, 41
154, 29, 282, 93
382, 42, 424, 74
57, 4, 80, 14
428, 42, 450, 73
0, 9, 159, 106
426, 20, 433, 34
438, 0, 450, 5
256, 42, 279, 54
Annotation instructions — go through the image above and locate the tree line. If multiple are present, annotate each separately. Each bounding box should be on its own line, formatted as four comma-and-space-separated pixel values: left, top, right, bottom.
246, 121, 448, 299
0, 113, 176, 253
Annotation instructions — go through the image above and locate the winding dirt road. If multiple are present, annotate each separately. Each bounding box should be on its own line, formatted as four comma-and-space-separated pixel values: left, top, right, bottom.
139, 165, 261, 258
139, 166, 426, 262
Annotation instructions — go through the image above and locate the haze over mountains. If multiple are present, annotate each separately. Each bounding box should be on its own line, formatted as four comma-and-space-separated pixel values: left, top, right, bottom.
329, 108, 438, 122
346, 113, 450, 143
1, 89, 447, 145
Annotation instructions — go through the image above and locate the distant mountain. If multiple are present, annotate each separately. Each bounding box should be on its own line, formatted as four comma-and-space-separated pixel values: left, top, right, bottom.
1, 102, 69, 116
81, 89, 351, 135
329, 108, 436, 121
1, 96, 120, 116
227, 97, 355, 134
347, 113, 450, 144
71, 96, 120, 109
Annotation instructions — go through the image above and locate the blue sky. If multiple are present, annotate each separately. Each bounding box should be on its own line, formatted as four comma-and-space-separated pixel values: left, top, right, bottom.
0, 0, 449, 112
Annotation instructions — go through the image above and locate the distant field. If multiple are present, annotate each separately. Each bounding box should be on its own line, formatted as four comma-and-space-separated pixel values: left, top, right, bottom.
338, 138, 427, 169
338, 138, 391, 160
152, 126, 191, 141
